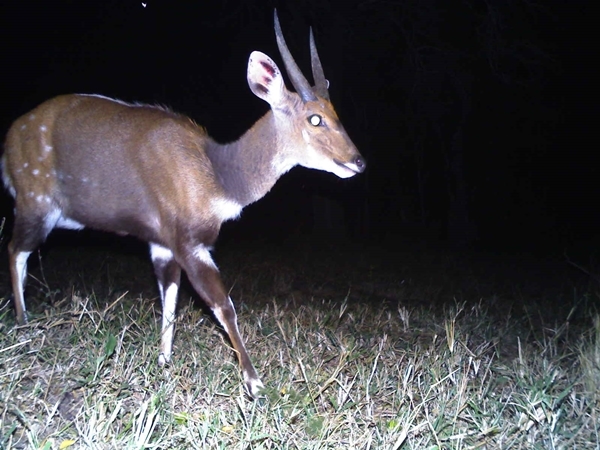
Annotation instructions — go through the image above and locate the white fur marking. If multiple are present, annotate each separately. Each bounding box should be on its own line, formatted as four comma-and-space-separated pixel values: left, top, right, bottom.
213, 297, 263, 396
300, 146, 358, 179
150, 215, 161, 230
45, 208, 85, 231
192, 245, 217, 269
23, 163, 29, 168
150, 243, 173, 262
15, 251, 31, 288
213, 305, 228, 332
272, 154, 296, 176
32, 169, 40, 176
28, 114, 35, 121
43, 209, 61, 234
213, 297, 238, 337
40, 125, 47, 132
6, 184, 16, 197
247, 378, 265, 398
14, 251, 31, 317
44, 145, 53, 152
211, 198, 242, 222
20, 124, 26, 130
159, 283, 179, 364
302, 129, 311, 143
56, 217, 85, 230
3, 172, 16, 197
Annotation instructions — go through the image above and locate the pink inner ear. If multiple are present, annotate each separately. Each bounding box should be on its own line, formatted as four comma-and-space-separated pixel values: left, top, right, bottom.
260, 60, 275, 77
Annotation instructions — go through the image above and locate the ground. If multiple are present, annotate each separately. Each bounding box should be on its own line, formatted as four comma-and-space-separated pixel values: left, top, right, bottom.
0, 232, 598, 449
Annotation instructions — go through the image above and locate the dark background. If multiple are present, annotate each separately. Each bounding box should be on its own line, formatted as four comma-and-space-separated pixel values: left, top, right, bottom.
0, 0, 596, 256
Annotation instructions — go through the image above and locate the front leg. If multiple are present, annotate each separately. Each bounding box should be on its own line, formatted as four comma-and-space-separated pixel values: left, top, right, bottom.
183, 244, 264, 398
150, 243, 182, 365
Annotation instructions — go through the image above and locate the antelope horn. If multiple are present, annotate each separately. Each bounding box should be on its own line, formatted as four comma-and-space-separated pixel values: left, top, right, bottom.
310, 27, 329, 100
274, 10, 317, 103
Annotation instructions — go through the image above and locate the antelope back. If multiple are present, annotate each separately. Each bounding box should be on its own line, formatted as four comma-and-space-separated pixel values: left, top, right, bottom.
2, 95, 222, 245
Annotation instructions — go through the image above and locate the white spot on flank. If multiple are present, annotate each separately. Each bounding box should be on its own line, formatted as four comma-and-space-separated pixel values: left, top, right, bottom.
150, 243, 173, 262
211, 198, 243, 222
40, 125, 47, 132
28, 114, 35, 121
35, 195, 51, 204
23, 163, 29, 168
27, 191, 34, 198
192, 244, 218, 269
20, 124, 26, 131
44, 145, 53, 152
32, 169, 40, 176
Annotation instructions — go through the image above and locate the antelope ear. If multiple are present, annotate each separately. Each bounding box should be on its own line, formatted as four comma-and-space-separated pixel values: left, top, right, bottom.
247, 51, 287, 106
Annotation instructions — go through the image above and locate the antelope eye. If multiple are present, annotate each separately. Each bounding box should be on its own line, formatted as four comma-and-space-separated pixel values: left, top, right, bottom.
308, 114, 322, 127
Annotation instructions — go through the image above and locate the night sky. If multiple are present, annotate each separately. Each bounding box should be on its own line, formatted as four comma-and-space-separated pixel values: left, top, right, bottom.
0, 1, 596, 254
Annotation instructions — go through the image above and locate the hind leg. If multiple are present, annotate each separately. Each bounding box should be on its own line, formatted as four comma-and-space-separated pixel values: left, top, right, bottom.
150, 243, 182, 365
8, 209, 58, 324
8, 245, 32, 325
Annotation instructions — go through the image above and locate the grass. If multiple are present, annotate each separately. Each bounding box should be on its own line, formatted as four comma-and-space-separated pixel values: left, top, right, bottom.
0, 236, 599, 449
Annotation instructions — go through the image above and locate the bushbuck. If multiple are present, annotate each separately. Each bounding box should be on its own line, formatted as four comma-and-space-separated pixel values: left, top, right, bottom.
1, 11, 365, 397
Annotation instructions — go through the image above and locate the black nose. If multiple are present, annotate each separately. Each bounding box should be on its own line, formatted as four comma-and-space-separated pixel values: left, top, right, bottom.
354, 155, 366, 172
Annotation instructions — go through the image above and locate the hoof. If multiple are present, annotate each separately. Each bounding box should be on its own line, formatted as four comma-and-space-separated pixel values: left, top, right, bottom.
246, 377, 265, 399
158, 353, 169, 366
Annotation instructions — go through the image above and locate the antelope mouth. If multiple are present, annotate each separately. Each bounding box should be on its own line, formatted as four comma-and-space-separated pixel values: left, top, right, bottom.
334, 159, 363, 175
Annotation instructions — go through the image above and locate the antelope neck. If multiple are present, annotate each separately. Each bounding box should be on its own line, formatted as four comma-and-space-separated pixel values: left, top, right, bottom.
205, 113, 292, 207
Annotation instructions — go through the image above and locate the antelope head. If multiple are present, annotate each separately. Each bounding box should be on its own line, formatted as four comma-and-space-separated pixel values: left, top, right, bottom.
245, 11, 365, 180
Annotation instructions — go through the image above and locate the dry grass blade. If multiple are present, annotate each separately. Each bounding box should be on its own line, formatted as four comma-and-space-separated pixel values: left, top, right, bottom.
0, 242, 598, 448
